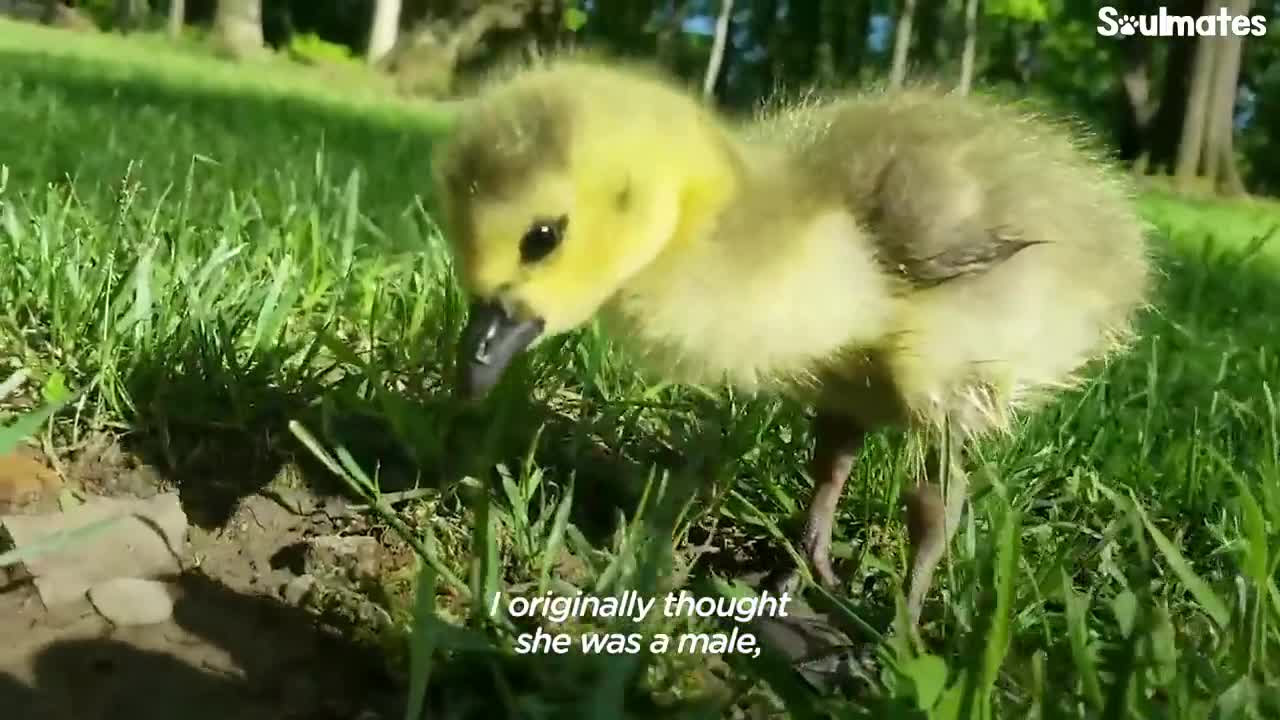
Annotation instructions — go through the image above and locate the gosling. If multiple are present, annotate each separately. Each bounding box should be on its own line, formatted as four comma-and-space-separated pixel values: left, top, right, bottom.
431, 59, 1152, 628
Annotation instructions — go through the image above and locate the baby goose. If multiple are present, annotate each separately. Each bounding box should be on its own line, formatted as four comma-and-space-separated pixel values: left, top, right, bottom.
432, 60, 1152, 627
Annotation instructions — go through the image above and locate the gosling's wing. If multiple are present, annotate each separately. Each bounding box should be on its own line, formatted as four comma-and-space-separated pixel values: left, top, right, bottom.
801, 90, 1093, 291
860, 147, 1046, 289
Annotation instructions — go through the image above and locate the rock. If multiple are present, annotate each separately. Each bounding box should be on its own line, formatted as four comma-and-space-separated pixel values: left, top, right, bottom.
0, 446, 60, 508
305, 535, 382, 582
87, 578, 174, 626
0, 492, 188, 608
283, 574, 316, 606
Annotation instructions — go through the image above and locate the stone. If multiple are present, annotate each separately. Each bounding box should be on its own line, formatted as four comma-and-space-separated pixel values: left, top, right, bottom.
87, 578, 174, 626
283, 574, 316, 606
0, 492, 188, 608
305, 535, 382, 582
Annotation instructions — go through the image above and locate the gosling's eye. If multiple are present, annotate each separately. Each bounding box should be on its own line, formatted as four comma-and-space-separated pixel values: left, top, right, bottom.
520, 216, 567, 264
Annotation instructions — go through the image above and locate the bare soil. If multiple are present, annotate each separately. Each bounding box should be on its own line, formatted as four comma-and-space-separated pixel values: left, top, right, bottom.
0, 433, 414, 720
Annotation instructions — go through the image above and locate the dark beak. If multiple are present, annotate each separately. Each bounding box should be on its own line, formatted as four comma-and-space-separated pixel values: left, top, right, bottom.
456, 300, 544, 401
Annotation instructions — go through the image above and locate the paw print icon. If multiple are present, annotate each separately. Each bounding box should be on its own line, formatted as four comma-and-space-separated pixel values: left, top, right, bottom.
1119, 15, 1138, 35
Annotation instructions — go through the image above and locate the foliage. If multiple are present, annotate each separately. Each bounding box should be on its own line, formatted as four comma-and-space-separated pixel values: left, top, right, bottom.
71, 0, 128, 30
984, 0, 1051, 22
288, 31, 358, 65
37, 0, 1279, 194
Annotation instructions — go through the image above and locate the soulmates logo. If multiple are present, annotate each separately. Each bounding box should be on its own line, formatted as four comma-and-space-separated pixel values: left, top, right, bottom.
1097, 5, 1268, 37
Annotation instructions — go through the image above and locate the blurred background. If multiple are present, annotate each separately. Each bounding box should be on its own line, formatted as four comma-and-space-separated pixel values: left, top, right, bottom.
4, 0, 1279, 198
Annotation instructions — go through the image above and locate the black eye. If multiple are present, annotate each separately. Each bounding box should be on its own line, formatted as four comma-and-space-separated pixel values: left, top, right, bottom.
520, 216, 567, 264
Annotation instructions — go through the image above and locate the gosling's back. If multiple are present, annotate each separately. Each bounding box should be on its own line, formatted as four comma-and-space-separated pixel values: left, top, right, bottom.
777, 89, 1153, 434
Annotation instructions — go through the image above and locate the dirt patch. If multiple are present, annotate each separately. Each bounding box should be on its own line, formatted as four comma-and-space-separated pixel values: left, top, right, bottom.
0, 434, 414, 719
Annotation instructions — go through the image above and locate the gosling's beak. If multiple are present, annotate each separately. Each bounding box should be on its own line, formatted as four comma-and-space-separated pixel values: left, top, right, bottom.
456, 299, 544, 401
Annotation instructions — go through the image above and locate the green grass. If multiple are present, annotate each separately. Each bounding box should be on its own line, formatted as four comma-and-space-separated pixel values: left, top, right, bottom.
4, 21, 1280, 719
0, 19, 427, 113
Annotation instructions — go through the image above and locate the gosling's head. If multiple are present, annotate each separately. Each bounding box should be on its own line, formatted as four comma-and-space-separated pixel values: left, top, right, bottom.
432, 62, 738, 400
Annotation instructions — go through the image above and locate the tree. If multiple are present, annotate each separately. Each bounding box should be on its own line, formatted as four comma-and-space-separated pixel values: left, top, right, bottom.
380, 2, 536, 98
914, 0, 944, 71
1131, 0, 1199, 173
655, 1, 691, 69
703, 0, 735, 100
1174, 0, 1249, 195
40, 0, 61, 24
1175, 1, 1216, 187
168, 0, 185, 40
888, 0, 916, 89
957, 0, 981, 95
985, 0, 1050, 86
843, 1, 872, 78
214, 0, 265, 59
368, 0, 403, 64
589, 0, 657, 56
783, 0, 821, 86
1202, 0, 1249, 195
747, 0, 781, 93
817, 0, 841, 86
1117, 27, 1153, 167
115, 0, 147, 32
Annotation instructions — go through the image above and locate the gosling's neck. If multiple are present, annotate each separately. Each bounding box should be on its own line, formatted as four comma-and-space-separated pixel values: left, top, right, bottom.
603, 136, 898, 391
635, 135, 826, 287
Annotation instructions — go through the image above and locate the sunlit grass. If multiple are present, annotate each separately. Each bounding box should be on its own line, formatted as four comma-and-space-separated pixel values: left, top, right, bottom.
0, 17, 426, 113
2, 24, 1280, 718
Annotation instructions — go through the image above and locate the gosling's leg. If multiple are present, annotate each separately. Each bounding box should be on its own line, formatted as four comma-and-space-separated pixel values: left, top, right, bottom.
903, 437, 969, 627
799, 412, 867, 588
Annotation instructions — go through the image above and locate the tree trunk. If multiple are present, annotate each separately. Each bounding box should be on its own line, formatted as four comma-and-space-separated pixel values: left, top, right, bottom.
1174, 0, 1218, 190
367, 0, 403, 64
115, 0, 146, 32
215, 0, 264, 59
1204, 0, 1249, 195
703, 0, 735, 101
1144, 0, 1198, 173
168, 0, 185, 39
957, 0, 980, 95
888, 0, 916, 90
1016, 22, 1042, 84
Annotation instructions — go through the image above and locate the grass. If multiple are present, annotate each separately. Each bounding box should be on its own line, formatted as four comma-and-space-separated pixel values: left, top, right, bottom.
3, 19, 1280, 719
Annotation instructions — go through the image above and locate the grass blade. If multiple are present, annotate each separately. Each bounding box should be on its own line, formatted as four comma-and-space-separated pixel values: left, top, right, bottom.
537, 480, 574, 596
403, 560, 437, 720
1132, 492, 1231, 628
